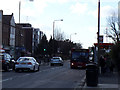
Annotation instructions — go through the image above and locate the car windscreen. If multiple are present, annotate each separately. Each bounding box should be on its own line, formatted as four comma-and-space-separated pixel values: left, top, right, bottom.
72, 52, 89, 62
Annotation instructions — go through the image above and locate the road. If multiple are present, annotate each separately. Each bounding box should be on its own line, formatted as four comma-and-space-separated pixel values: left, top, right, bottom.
2, 60, 85, 89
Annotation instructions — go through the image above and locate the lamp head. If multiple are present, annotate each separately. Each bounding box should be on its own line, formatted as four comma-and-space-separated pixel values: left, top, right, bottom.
61, 19, 63, 21
29, 0, 34, 1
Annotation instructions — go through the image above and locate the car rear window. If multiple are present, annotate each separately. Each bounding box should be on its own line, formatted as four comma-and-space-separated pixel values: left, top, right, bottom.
53, 57, 60, 59
0, 55, 4, 60
17, 58, 32, 61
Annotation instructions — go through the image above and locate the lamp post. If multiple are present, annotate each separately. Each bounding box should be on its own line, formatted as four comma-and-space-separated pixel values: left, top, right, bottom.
53, 19, 63, 56
97, 0, 100, 66
19, 0, 34, 23
19, 1, 21, 23
70, 33, 77, 42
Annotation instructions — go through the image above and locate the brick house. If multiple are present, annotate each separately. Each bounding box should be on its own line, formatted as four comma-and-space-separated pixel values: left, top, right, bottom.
16, 23, 44, 57
16, 23, 34, 56
2, 12, 15, 58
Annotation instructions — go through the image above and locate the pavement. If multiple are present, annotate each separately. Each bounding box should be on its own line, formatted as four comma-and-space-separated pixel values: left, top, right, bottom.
76, 69, 120, 90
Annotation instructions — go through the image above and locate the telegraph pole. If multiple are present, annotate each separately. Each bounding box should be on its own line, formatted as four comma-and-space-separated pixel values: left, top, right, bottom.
19, 1, 21, 23
19, 0, 34, 23
98, 0, 100, 65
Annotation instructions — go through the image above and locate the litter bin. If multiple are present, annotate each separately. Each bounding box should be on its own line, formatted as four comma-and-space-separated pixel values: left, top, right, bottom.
86, 63, 98, 86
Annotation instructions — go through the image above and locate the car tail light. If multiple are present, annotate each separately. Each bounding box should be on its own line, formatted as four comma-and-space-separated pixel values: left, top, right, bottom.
16, 62, 19, 64
27, 62, 32, 65
2, 60, 5, 63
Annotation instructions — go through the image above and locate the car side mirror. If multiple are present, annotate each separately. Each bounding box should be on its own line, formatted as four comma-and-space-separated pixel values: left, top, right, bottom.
10, 58, 15, 62
11, 60, 15, 62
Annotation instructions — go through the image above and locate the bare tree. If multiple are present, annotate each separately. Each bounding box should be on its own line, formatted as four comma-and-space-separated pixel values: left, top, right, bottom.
54, 27, 66, 41
106, 12, 120, 43
74, 43, 82, 49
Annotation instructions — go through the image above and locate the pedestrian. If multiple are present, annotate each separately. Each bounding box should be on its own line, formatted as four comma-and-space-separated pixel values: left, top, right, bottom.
100, 55, 106, 73
105, 55, 110, 72
105, 55, 114, 73
109, 60, 114, 72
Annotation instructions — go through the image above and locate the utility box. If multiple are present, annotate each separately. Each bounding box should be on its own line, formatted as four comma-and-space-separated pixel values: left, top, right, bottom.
86, 63, 98, 86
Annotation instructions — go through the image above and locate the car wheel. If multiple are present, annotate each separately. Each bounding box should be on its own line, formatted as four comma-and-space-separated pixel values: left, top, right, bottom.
13, 64, 15, 70
71, 67, 74, 69
32, 66, 35, 72
19, 69, 23, 72
37, 66, 39, 71
6, 65, 10, 71
51, 64, 53, 66
60, 64, 63, 66
15, 69, 19, 72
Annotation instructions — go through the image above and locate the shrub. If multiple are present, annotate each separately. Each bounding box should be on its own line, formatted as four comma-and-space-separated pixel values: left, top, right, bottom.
111, 43, 120, 71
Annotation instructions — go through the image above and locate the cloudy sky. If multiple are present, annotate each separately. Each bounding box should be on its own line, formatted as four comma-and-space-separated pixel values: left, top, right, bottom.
0, 0, 119, 48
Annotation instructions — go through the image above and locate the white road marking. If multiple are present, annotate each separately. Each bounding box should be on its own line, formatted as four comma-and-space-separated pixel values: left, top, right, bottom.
2, 74, 31, 82
2, 66, 63, 82
51, 68, 55, 70
0, 78, 13, 82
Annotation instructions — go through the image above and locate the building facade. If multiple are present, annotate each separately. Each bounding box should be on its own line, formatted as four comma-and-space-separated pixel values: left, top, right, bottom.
15, 24, 25, 59
1, 10, 44, 59
118, 1, 120, 40
2, 12, 15, 58
32, 28, 43, 53
118, 1, 120, 29
0, 10, 2, 47
16, 23, 33, 56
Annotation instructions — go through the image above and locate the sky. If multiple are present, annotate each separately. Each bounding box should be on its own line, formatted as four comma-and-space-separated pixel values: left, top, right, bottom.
0, 0, 119, 48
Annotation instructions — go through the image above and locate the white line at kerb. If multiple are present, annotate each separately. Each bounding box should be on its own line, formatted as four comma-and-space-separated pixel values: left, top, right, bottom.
0, 78, 13, 82
1, 73, 30, 82
1, 67, 61, 82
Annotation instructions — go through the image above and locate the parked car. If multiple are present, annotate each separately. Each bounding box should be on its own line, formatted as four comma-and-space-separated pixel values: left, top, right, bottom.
0, 53, 15, 71
50, 57, 63, 66
15, 57, 40, 72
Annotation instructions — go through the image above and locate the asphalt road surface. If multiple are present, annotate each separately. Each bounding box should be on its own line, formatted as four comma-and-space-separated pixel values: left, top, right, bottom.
2, 60, 85, 89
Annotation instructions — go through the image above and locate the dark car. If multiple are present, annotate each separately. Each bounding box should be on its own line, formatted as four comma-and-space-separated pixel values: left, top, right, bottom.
0, 53, 15, 71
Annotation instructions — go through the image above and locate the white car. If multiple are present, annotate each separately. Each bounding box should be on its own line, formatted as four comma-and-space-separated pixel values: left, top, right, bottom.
15, 57, 40, 72
50, 57, 63, 66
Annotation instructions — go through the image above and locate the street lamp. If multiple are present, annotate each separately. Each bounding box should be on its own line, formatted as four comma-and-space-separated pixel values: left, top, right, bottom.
70, 33, 77, 41
19, 0, 34, 23
53, 19, 63, 39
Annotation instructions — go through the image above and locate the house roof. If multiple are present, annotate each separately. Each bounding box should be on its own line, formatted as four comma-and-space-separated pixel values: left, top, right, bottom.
16, 23, 32, 27
94, 43, 114, 46
3, 14, 13, 25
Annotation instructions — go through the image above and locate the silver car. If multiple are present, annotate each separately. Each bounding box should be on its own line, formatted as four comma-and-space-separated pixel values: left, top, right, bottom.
50, 57, 63, 66
15, 57, 40, 72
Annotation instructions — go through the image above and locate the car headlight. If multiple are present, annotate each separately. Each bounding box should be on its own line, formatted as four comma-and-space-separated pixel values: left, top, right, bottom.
71, 63, 74, 65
